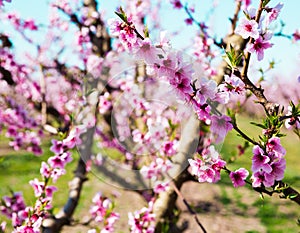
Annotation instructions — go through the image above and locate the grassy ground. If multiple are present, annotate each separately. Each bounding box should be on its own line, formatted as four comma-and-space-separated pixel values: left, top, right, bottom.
0, 114, 299, 232
220, 114, 300, 233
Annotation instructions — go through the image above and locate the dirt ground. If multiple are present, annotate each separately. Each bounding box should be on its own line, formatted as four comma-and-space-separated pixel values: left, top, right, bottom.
60, 178, 269, 233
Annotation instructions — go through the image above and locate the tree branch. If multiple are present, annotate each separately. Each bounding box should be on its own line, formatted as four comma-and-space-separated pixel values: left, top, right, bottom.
230, 0, 242, 34
171, 181, 207, 233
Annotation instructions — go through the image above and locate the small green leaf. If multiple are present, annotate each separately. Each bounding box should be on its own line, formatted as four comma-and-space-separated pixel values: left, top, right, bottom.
143, 25, 149, 38
262, 0, 271, 7
275, 133, 286, 138
115, 6, 127, 22
85, 88, 96, 96
288, 194, 298, 199
250, 121, 267, 129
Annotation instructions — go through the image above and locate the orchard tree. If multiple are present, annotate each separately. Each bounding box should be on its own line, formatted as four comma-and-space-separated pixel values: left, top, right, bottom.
0, 0, 299, 232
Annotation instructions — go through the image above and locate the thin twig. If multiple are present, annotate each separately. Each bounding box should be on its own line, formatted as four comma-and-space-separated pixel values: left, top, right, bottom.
238, 0, 272, 114
231, 121, 259, 146
183, 5, 222, 47
170, 181, 208, 233
230, 0, 242, 34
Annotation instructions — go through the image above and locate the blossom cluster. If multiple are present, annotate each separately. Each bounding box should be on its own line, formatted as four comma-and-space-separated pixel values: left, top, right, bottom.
235, 2, 284, 61
229, 168, 249, 188
0, 191, 45, 233
0, 96, 42, 155
188, 145, 226, 183
95, 69, 188, 170
251, 137, 286, 187
0, 192, 26, 227
6, 12, 38, 31
128, 200, 156, 233
89, 192, 120, 233
1, 126, 85, 232
108, 19, 236, 144
140, 157, 173, 181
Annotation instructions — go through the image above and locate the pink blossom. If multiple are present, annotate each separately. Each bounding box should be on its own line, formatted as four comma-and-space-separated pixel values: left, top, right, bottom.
90, 192, 109, 222
265, 2, 283, 26
107, 18, 124, 37
107, 18, 140, 52
244, 6, 257, 19
99, 92, 112, 114
251, 145, 272, 173
269, 158, 286, 181
193, 36, 215, 62
6, 12, 21, 29
13, 225, 37, 233
229, 168, 249, 187
210, 115, 233, 143
0, 221, 6, 232
51, 168, 66, 183
188, 145, 226, 183
153, 182, 169, 194
170, 0, 183, 9
48, 155, 65, 169
140, 158, 173, 180
241, 0, 251, 9
292, 29, 300, 42
45, 186, 57, 199
6, 126, 18, 137
29, 179, 44, 197
195, 104, 211, 124
128, 200, 155, 233
161, 140, 177, 157
40, 162, 51, 178
135, 38, 158, 64
1, 221, 6, 232
251, 170, 275, 187
158, 31, 171, 49
246, 35, 273, 61
63, 125, 86, 148
266, 137, 286, 157
185, 18, 193, 25
91, 153, 103, 166
0, 192, 26, 222
106, 212, 120, 227
169, 64, 193, 97
235, 18, 259, 39
285, 105, 300, 130
214, 91, 230, 104
195, 77, 217, 105
50, 139, 65, 154
86, 54, 104, 78
90, 192, 119, 231
219, 74, 245, 94
23, 19, 38, 30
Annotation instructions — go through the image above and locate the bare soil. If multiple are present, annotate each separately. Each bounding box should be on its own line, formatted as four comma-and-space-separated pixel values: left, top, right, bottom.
60, 177, 268, 233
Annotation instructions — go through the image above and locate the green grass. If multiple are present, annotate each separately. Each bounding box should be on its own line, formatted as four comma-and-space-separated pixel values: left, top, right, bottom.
254, 198, 300, 233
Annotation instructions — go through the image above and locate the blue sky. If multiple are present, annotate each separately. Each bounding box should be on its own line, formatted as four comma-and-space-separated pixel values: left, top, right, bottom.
2, 0, 300, 82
